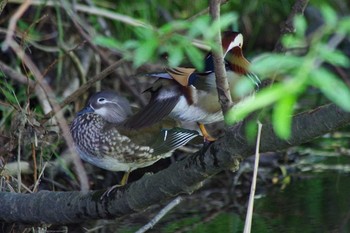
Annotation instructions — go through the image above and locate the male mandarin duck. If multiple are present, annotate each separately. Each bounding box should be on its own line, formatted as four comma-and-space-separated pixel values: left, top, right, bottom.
124, 32, 260, 140
70, 91, 200, 186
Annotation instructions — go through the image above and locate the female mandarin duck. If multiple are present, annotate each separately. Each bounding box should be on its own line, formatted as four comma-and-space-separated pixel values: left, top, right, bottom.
70, 91, 199, 185
124, 32, 260, 141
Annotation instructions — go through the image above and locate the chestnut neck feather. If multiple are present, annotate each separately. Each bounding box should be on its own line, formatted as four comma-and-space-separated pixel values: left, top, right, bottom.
226, 47, 250, 75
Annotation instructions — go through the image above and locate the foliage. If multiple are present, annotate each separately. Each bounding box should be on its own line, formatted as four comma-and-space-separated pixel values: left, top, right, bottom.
226, 4, 350, 139
94, 13, 237, 69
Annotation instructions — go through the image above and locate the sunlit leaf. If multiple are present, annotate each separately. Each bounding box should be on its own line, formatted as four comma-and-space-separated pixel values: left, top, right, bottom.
310, 68, 350, 111
272, 94, 296, 139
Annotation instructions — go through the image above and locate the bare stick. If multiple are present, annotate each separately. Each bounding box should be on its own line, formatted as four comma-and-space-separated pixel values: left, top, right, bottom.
42, 58, 126, 121
243, 122, 262, 233
2, 0, 32, 51
135, 196, 183, 233
209, 0, 233, 115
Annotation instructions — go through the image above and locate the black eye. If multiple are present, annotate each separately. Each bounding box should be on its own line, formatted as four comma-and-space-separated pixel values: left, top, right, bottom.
239, 43, 242, 47
97, 98, 106, 103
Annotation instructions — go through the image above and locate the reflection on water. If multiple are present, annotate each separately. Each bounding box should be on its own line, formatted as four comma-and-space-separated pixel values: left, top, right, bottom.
161, 155, 350, 233
254, 172, 350, 233
113, 154, 350, 233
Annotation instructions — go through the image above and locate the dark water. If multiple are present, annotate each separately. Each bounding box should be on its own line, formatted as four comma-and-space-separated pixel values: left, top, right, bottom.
116, 154, 350, 233
253, 172, 350, 233
164, 155, 350, 233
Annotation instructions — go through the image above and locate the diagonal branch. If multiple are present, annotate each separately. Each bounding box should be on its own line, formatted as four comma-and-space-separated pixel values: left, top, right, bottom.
0, 103, 349, 224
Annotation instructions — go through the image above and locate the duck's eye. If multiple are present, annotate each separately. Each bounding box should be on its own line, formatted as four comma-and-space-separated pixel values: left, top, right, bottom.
97, 98, 106, 103
239, 43, 242, 47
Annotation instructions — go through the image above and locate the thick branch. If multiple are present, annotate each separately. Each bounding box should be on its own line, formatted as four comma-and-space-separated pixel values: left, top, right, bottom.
0, 103, 349, 224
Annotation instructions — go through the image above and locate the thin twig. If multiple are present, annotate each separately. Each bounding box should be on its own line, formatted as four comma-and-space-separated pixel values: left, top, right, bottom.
2, 0, 31, 51
187, 0, 229, 21
32, 162, 48, 192
17, 123, 22, 193
209, 0, 233, 114
0, 0, 8, 15
60, 0, 148, 106
8, 0, 210, 51
5, 22, 90, 192
42, 58, 126, 122
135, 196, 183, 233
243, 122, 262, 233
8, 0, 153, 28
0, 60, 35, 88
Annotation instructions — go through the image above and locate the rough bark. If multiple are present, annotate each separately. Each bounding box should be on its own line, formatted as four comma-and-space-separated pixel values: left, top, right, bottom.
0, 103, 349, 224
209, 0, 233, 114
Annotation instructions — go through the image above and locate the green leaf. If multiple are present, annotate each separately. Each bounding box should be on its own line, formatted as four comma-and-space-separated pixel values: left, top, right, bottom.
134, 38, 158, 67
206, 13, 237, 39
310, 68, 350, 111
245, 120, 259, 143
167, 46, 184, 67
294, 15, 307, 37
317, 46, 350, 67
0, 81, 17, 104
272, 94, 296, 139
189, 16, 211, 37
225, 83, 288, 125
185, 45, 204, 71
134, 27, 155, 39
338, 16, 350, 34
159, 20, 189, 35
251, 53, 302, 76
93, 35, 121, 49
123, 40, 139, 50
232, 78, 255, 98
320, 5, 337, 28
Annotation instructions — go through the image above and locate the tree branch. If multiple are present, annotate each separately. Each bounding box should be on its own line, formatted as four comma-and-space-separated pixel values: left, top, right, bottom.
209, 0, 233, 114
0, 103, 349, 224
